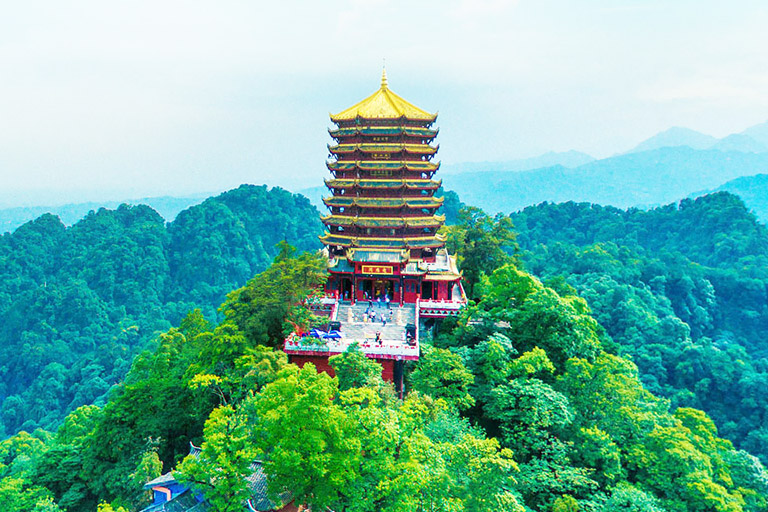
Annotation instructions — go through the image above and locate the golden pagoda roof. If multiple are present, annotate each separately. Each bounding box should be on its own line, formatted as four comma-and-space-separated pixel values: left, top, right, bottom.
330, 69, 437, 122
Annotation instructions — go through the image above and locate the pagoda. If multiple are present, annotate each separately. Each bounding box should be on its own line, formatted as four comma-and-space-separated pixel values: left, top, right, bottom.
321, 69, 463, 305
284, 71, 466, 390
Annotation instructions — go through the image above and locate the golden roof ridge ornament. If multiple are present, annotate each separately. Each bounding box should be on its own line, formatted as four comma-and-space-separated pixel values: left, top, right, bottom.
330, 69, 436, 122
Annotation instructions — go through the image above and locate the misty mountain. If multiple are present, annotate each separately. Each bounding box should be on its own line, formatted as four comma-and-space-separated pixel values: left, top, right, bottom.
711, 133, 768, 153
628, 127, 719, 153
742, 120, 768, 146
441, 147, 768, 214
0, 194, 212, 234
627, 121, 768, 155
440, 150, 595, 174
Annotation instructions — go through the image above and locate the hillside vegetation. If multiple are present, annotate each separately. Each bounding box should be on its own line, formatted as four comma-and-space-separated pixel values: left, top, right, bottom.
0, 185, 322, 436
1, 245, 767, 512
708, 174, 768, 222
3, 185, 768, 511
511, 192, 768, 464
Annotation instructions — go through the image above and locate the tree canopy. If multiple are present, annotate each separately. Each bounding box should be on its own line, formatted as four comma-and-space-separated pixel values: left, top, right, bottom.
0, 185, 322, 436
510, 192, 768, 466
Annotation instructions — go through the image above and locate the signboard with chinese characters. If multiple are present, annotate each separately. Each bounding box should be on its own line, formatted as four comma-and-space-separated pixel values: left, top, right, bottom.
361, 265, 394, 275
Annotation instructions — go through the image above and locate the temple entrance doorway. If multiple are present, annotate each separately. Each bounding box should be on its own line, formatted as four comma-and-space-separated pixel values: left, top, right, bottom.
340, 278, 353, 301
360, 279, 395, 302
372, 279, 393, 300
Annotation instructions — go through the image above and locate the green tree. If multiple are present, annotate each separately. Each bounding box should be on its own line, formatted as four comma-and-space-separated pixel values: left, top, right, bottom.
410, 347, 475, 411
250, 364, 359, 510
0, 478, 62, 512
329, 343, 384, 391
241, 362, 522, 512
178, 405, 259, 512
601, 484, 666, 512
444, 206, 518, 298
221, 244, 327, 347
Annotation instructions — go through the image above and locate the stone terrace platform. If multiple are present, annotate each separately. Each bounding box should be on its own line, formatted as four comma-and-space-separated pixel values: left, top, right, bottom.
284, 301, 419, 361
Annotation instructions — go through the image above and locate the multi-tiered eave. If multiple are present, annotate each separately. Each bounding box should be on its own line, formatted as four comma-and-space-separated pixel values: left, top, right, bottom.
328, 143, 439, 159
327, 160, 440, 179
323, 73, 445, 254
324, 178, 442, 191
321, 214, 446, 228
318, 70, 465, 307
329, 126, 438, 140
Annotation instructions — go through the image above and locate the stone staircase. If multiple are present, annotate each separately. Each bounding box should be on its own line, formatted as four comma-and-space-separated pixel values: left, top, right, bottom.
336, 301, 416, 344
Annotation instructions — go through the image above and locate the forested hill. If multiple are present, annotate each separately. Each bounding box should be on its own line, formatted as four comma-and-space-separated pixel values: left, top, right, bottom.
2, 239, 767, 512
0, 194, 211, 234
0, 184, 322, 436
510, 192, 768, 463
707, 173, 768, 223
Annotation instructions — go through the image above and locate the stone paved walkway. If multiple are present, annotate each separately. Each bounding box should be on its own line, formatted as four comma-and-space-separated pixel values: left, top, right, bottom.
336, 301, 416, 343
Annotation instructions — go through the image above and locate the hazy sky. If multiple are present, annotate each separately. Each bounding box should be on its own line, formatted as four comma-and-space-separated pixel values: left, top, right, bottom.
1, 0, 767, 206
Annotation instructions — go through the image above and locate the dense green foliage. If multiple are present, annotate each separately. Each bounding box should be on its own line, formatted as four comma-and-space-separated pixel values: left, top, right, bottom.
429, 264, 768, 512
434, 185, 464, 225
0, 245, 766, 511
711, 173, 768, 223
3, 183, 768, 512
0, 248, 327, 511
444, 206, 518, 298
0, 185, 322, 436
0, 195, 207, 235
510, 192, 768, 465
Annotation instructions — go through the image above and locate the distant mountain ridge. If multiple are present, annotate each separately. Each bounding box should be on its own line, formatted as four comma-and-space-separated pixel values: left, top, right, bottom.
627, 120, 768, 154
441, 147, 768, 214
628, 127, 718, 153
440, 150, 595, 174
0, 194, 214, 234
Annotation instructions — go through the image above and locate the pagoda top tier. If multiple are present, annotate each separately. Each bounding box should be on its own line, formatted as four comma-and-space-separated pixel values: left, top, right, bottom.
330, 69, 437, 123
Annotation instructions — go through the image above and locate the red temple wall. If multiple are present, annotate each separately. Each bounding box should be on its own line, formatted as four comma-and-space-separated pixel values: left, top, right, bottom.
290, 354, 395, 383
290, 355, 336, 377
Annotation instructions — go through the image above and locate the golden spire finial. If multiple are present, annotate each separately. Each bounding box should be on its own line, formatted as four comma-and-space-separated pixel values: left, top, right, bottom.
381, 64, 388, 89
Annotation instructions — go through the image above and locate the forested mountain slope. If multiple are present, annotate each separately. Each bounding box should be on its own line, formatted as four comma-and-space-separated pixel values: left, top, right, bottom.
707, 173, 768, 222
511, 192, 768, 463
0, 185, 322, 436
1, 250, 765, 512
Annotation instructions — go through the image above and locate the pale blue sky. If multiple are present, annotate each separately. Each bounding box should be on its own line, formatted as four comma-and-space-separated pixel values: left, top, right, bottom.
1, 0, 767, 205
